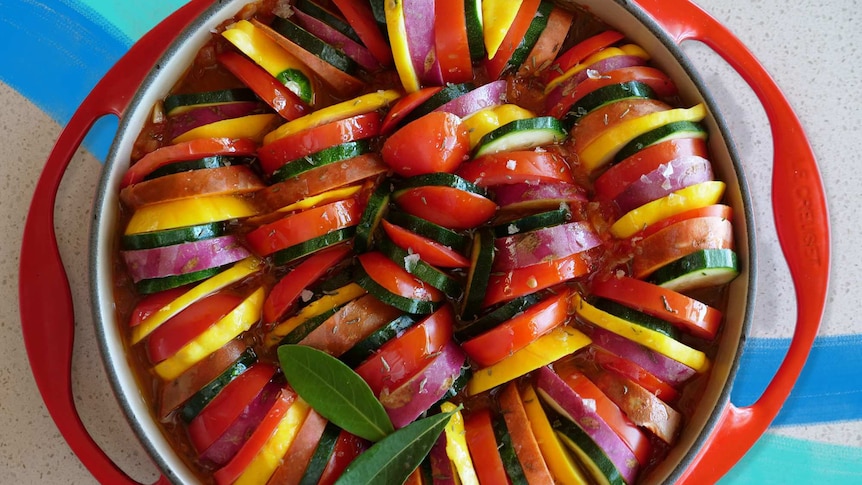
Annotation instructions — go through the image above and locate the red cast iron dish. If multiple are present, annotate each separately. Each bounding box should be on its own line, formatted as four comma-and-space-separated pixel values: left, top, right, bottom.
19, 0, 831, 483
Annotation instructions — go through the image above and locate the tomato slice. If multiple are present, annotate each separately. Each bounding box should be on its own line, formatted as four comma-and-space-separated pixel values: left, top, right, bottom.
553, 359, 653, 466
147, 292, 243, 363
245, 198, 361, 256
120, 165, 265, 210
357, 251, 444, 304
594, 137, 709, 202
380, 86, 443, 136
381, 220, 469, 268
317, 430, 368, 485
258, 112, 382, 175
590, 274, 723, 340
455, 149, 574, 187
542, 30, 625, 85
461, 290, 570, 367
213, 388, 296, 485
330, 0, 394, 66
354, 303, 453, 395
121, 137, 258, 188
483, 252, 591, 308
188, 363, 278, 454
434, 0, 473, 84
635, 203, 732, 240
261, 153, 389, 211
463, 408, 509, 484
259, 409, 328, 485
394, 185, 497, 230
128, 286, 187, 327
631, 216, 734, 279
590, 345, 679, 402
217, 51, 308, 121
381, 111, 471, 176
262, 244, 352, 323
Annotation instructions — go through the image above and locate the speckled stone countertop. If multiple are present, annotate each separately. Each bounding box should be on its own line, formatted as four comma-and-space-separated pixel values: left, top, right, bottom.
1, 1, 859, 483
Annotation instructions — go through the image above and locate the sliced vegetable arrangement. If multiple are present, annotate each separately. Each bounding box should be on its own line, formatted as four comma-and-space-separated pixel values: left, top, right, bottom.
115, 1, 741, 483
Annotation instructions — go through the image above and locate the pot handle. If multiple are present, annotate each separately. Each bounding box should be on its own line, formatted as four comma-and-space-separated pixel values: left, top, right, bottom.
18, 1, 214, 484
632, 0, 831, 483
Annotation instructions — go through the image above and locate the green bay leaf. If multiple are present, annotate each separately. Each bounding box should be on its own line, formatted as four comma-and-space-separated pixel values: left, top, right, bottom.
277, 344, 394, 442
334, 409, 457, 485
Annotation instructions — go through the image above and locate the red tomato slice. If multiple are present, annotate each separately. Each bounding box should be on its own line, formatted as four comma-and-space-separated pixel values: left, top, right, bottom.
317, 430, 368, 485
212, 388, 296, 485
121, 137, 258, 188
147, 292, 243, 363
381, 220, 469, 268
590, 275, 723, 340
381, 111, 471, 176
434, 0, 473, 84
635, 204, 732, 240
631, 216, 734, 279
330, 0, 394, 66
357, 251, 444, 304
354, 303, 453, 395
542, 30, 625, 85
188, 363, 278, 454
394, 185, 497, 230
258, 112, 382, 175
217, 51, 308, 121
483, 252, 591, 308
261, 153, 388, 211
245, 198, 361, 256
380, 86, 443, 136
546, 65, 678, 119
461, 290, 570, 367
262, 244, 353, 323
455, 149, 574, 187
593, 137, 709, 202
128, 286, 187, 327
463, 408, 509, 484
484, 0, 541, 80
553, 359, 653, 466
120, 165, 265, 209
590, 346, 679, 402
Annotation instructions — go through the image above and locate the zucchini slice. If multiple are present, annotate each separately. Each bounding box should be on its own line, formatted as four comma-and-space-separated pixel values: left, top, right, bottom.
503, 0, 554, 77
121, 222, 226, 251
354, 182, 392, 253
163, 88, 258, 116
454, 293, 542, 342
295, 0, 363, 44
614, 120, 708, 163
464, 0, 485, 60
271, 15, 359, 74
143, 155, 252, 181
461, 228, 496, 319
271, 227, 356, 267
395, 172, 489, 198
135, 264, 226, 295
386, 210, 470, 251
591, 297, 681, 340
299, 421, 341, 485
269, 139, 373, 183
493, 415, 530, 485
492, 206, 571, 237
340, 314, 418, 367
473, 116, 567, 157
563, 81, 658, 129
552, 415, 625, 485
377, 234, 463, 298
649, 248, 739, 292
399, 82, 475, 127
354, 264, 441, 315
179, 347, 257, 423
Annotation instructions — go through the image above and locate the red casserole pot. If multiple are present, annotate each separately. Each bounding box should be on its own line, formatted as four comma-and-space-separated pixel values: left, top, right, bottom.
19, 0, 830, 483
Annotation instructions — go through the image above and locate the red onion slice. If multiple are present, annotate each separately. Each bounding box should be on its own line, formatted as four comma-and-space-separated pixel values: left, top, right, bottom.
493, 221, 603, 271
122, 234, 251, 282
292, 8, 381, 71
614, 155, 714, 214
433, 80, 508, 118
168, 101, 268, 141
588, 327, 696, 386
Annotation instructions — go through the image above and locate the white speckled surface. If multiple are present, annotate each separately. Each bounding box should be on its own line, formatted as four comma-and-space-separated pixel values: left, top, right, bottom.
2, 0, 860, 483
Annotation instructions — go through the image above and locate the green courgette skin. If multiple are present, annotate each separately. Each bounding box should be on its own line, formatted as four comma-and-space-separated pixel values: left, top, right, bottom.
179, 347, 258, 423
163, 88, 258, 115
121, 222, 226, 251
